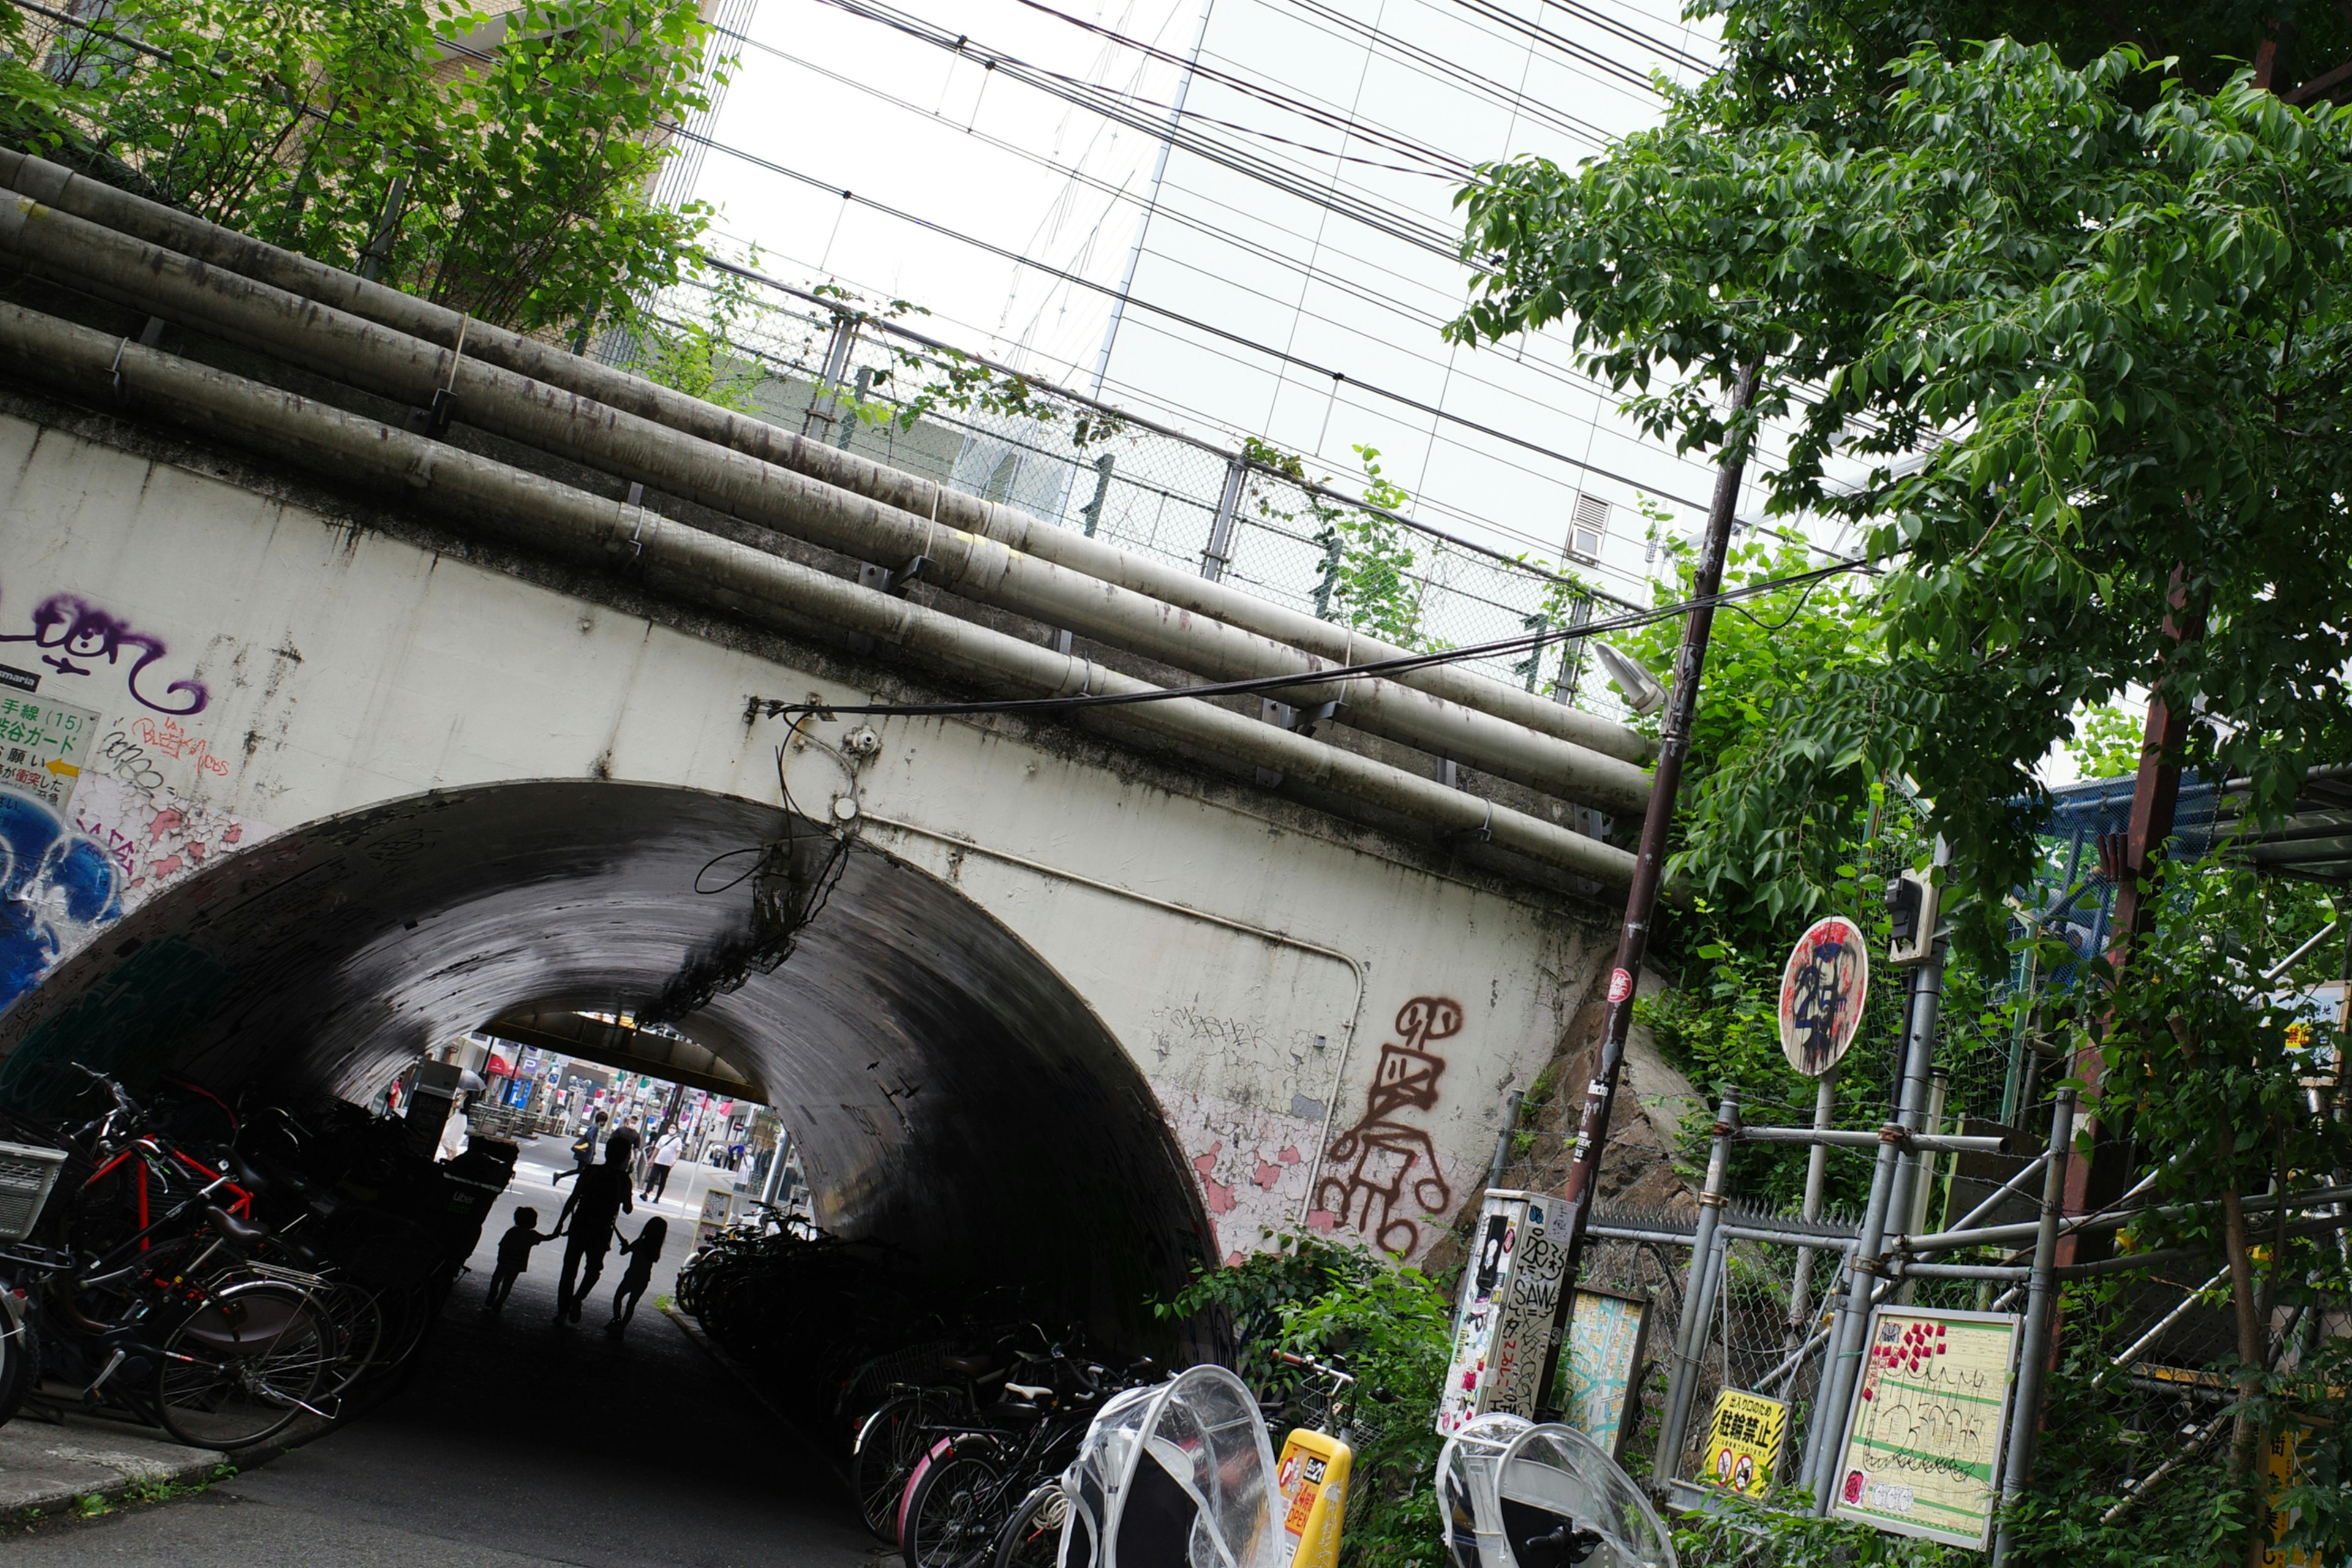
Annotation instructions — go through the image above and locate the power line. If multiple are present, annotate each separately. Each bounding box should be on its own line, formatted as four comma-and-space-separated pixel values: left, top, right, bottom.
676, 129, 1725, 511
753, 557, 1866, 722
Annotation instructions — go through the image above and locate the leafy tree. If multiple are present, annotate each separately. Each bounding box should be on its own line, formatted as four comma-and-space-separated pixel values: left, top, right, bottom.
2064, 703, 2146, 781
2042, 865, 2348, 1561
1448, 37, 2352, 960
13, 0, 722, 338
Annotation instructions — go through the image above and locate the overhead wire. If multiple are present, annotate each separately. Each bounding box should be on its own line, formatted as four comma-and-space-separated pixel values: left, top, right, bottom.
752, 556, 1868, 722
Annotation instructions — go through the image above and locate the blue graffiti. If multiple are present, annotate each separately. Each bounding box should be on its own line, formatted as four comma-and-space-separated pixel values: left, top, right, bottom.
0, 791, 123, 1009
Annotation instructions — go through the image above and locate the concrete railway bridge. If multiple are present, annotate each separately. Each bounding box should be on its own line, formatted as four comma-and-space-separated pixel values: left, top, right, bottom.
0, 153, 1671, 1329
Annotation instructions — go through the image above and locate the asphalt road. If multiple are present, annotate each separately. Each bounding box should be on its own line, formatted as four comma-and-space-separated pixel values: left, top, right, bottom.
10, 1139, 874, 1567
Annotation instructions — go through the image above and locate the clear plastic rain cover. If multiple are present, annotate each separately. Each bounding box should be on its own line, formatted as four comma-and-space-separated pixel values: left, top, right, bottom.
1058, 1365, 1284, 1568
1438, 1414, 1676, 1568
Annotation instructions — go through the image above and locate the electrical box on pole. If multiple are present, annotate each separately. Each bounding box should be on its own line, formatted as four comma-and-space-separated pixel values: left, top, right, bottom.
1886, 870, 1939, 967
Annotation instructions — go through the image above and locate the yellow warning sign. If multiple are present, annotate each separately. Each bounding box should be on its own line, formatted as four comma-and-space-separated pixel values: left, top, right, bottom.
1700, 1389, 1787, 1497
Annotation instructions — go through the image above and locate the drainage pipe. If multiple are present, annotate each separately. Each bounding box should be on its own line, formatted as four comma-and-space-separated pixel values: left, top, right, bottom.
0, 149, 1655, 771
0, 299, 1640, 889
0, 194, 1650, 818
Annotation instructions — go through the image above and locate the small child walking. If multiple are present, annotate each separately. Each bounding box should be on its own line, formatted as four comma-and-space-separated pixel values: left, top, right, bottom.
486, 1206, 559, 1311
605, 1215, 668, 1335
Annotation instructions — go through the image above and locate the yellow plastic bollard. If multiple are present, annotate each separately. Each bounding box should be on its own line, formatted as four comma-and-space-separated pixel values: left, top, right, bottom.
1275, 1428, 1353, 1568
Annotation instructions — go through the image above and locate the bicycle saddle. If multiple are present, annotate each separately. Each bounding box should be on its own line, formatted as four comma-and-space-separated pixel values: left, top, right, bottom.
205, 1204, 272, 1251
943, 1354, 997, 1378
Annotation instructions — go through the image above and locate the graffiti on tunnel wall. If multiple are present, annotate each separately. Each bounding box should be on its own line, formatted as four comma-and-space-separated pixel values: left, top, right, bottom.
1312, 995, 1460, 1255
0, 790, 123, 1005
0, 591, 209, 715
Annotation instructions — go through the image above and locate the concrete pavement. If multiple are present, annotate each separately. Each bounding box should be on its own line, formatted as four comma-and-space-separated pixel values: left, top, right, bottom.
6, 1134, 873, 1566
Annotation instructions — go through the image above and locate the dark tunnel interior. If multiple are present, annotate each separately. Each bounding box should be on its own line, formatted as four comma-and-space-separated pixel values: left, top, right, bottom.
0, 779, 1213, 1344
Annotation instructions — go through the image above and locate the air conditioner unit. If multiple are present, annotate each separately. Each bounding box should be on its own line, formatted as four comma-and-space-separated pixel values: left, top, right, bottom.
1567, 494, 1609, 562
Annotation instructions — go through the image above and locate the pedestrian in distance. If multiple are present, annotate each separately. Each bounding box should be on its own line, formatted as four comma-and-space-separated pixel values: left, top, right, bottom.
641, 1126, 685, 1202
552, 1127, 636, 1326
551, 1110, 606, 1189
605, 1215, 668, 1335
484, 1205, 560, 1311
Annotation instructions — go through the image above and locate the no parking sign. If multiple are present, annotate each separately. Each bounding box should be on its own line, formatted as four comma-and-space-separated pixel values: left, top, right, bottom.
1777, 915, 1869, 1077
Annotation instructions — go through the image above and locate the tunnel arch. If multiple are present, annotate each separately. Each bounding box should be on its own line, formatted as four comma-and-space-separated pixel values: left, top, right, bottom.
0, 778, 1213, 1338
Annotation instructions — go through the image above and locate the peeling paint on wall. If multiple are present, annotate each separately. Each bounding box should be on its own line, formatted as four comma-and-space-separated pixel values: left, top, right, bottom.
1166, 1088, 1324, 1262
70, 774, 273, 913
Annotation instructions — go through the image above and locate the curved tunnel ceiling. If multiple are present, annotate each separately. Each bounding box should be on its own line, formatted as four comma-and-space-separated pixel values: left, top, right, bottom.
0, 781, 1211, 1333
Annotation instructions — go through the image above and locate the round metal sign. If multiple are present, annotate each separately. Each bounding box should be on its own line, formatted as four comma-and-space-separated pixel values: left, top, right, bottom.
1778, 915, 1869, 1077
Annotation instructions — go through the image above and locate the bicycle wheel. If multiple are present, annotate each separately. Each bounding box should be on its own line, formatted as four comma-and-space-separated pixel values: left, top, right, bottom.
902, 1439, 1008, 1568
153, 1279, 337, 1449
994, 1480, 1069, 1568
853, 1390, 945, 1541
318, 1282, 385, 1397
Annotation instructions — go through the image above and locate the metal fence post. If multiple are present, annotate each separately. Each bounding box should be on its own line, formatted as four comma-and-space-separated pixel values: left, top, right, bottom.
1200, 456, 1246, 581
1079, 453, 1115, 537
1990, 1086, 2074, 1567
1811, 937, 1945, 1510
1656, 1092, 1739, 1477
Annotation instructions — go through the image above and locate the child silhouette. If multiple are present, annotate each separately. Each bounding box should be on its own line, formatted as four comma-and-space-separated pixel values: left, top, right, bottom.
606, 1215, 668, 1335
486, 1205, 559, 1311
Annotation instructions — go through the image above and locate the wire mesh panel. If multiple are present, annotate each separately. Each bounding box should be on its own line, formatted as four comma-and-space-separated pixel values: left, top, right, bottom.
652, 277, 1640, 729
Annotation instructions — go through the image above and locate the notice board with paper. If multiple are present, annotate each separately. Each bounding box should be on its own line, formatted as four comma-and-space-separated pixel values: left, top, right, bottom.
1830, 1306, 2019, 1550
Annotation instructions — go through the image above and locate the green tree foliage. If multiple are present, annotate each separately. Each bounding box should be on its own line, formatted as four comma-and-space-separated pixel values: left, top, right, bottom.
11, 0, 719, 337
1449, 36, 2352, 959
1161, 1232, 1452, 1568
1618, 539, 1890, 927
2065, 702, 2146, 781
2040, 867, 2349, 1559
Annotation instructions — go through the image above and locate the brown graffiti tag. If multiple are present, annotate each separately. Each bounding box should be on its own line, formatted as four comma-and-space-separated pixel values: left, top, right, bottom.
1314, 996, 1460, 1255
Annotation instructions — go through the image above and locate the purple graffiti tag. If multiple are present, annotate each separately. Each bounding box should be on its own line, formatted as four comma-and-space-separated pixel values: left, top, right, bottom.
0, 593, 208, 715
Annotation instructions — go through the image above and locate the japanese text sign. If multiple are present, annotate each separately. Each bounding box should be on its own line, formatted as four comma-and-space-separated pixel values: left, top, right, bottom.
1832, 1306, 2019, 1550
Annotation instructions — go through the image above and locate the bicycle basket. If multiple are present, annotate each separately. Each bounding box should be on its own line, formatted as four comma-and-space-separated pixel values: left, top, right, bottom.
0, 1140, 67, 1241
1058, 1364, 1283, 1568
1438, 1413, 1676, 1568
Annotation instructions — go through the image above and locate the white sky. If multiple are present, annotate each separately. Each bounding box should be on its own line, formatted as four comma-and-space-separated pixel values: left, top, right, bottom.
684, 0, 1795, 598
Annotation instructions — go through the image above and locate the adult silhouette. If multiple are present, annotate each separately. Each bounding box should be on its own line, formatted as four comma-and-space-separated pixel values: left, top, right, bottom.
551, 1109, 607, 1188
553, 1127, 636, 1325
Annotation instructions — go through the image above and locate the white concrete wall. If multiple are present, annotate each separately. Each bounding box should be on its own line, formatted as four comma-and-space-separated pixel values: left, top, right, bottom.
0, 411, 1619, 1262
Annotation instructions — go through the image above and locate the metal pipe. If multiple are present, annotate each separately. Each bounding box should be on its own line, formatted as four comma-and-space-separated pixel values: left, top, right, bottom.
2262, 918, 2340, 983
2095, 1267, 2228, 1383
0, 301, 1644, 888
1893, 1261, 2033, 1281
0, 148, 1655, 771
1655, 1093, 1738, 1477
0, 192, 1654, 820
1812, 938, 1944, 1511
1946, 1149, 2050, 1238
1784, 1072, 1838, 1348
1485, 1090, 1526, 1191
1990, 1089, 2070, 1565
1739, 1126, 2008, 1155
1898, 1069, 1951, 1305
1901, 1179, 2352, 1256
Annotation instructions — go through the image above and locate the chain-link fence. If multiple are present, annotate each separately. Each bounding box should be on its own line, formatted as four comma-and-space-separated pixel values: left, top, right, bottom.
641, 274, 1640, 729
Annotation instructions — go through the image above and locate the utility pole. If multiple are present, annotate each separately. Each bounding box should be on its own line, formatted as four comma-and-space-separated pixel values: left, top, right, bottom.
1531, 364, 1760, 1417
